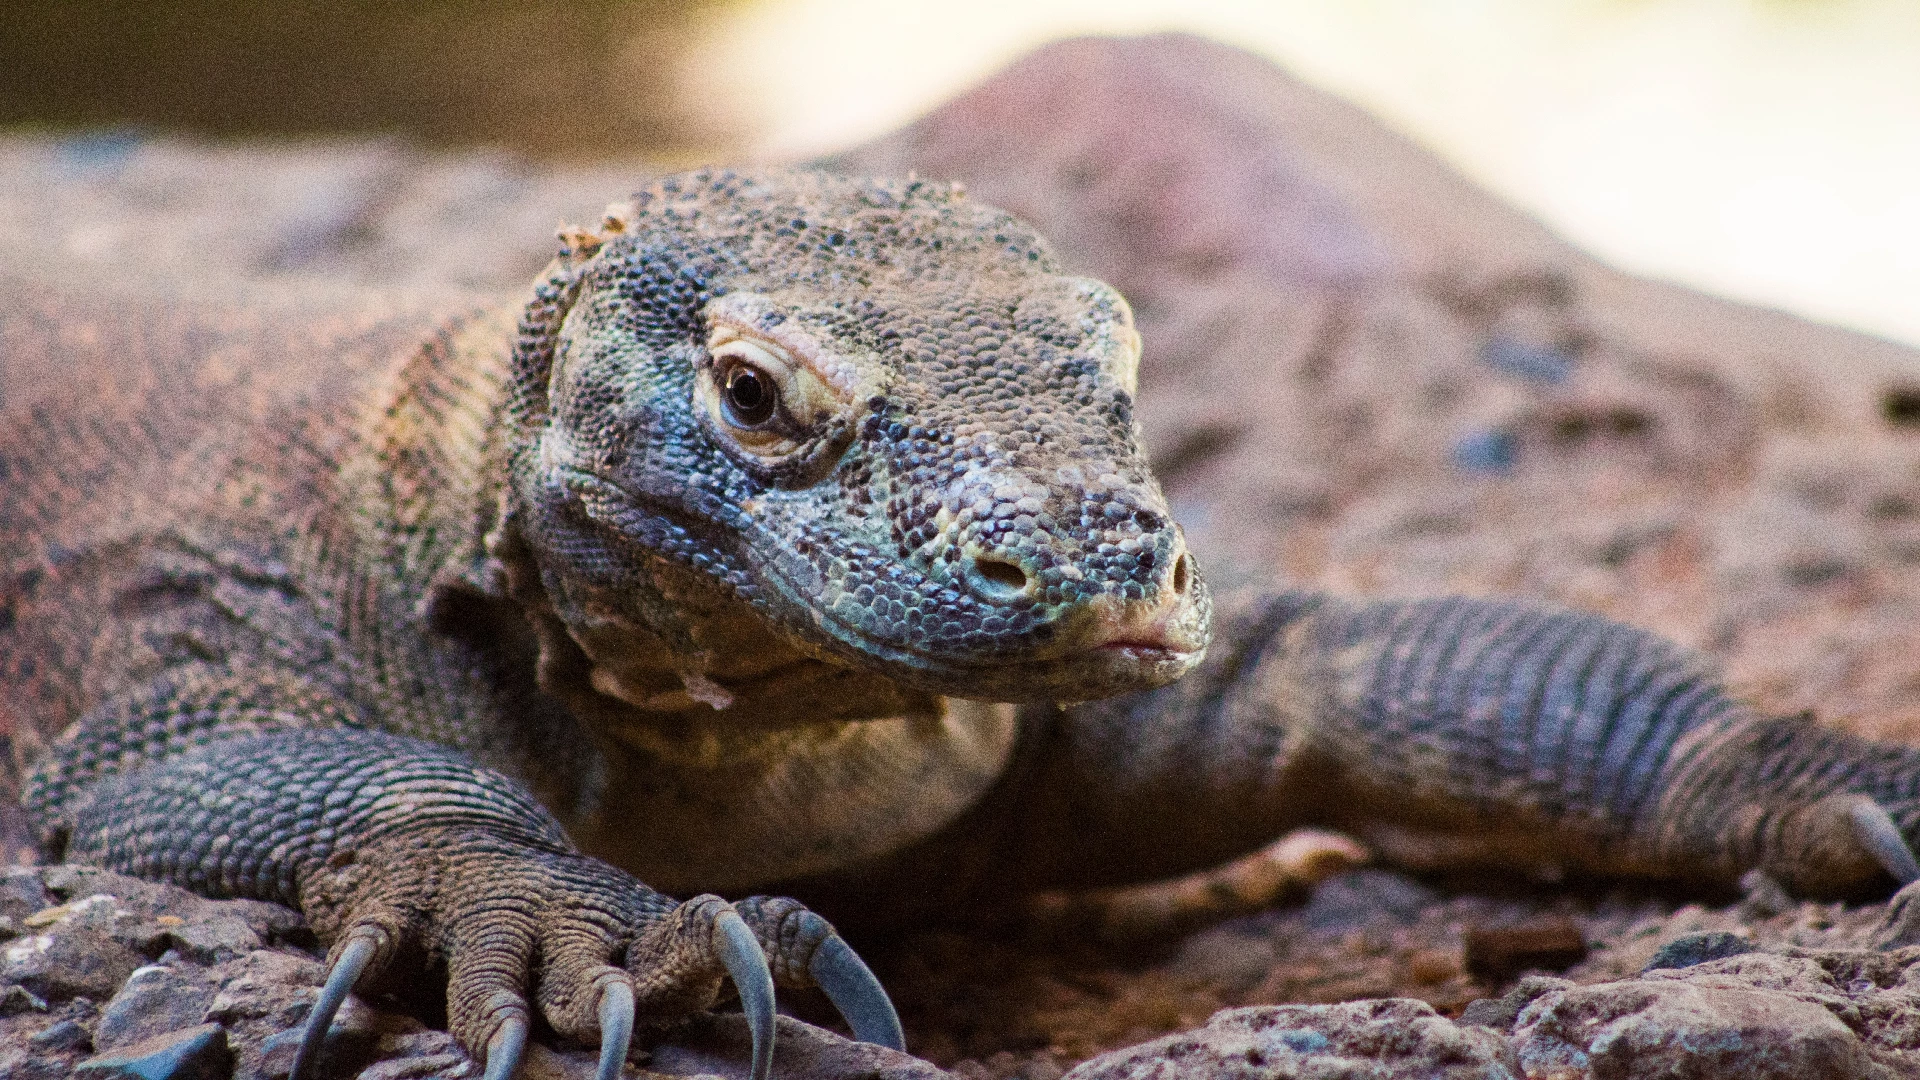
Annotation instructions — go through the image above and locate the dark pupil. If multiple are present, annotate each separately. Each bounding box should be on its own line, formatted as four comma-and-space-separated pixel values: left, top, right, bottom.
723, 364, 776, 426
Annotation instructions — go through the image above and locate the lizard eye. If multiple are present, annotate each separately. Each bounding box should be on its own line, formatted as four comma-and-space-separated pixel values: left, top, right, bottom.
703, 336, 795, 442
696, 327, 848, 470
720, 361, 777, 427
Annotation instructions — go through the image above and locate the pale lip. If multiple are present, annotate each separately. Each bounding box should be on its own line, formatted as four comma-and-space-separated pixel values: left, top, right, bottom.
1071, 589, 1207, 661
1096, 640, 1193, 660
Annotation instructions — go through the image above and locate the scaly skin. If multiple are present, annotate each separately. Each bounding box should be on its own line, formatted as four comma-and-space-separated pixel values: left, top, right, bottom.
5, 169, 1919, 1078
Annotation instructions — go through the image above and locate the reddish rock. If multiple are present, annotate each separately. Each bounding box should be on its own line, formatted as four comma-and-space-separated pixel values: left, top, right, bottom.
1061, 1000, 1518, 1080
1511, 978, 1889, 1080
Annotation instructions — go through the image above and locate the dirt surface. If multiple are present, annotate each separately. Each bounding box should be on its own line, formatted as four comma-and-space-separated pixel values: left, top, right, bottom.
7, 30, 1920, 1079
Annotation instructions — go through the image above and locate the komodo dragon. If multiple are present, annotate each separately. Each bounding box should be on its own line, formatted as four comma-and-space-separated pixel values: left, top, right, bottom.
6, 168, 1920, 1080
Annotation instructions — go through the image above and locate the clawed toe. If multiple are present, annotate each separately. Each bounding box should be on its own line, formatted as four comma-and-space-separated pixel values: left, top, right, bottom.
1848, 799, 1920, 886
483, 1016, 530, 1080
292, 881, 900, 1080
714, 909, 776, 1080
291, 927, 383, 1080
735, 895, 904, 1052
808, 933, 906, 1051
595, 981, 636, 1080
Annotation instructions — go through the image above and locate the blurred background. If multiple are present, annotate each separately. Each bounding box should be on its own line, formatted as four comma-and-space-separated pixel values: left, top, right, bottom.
2, 0, 1916, 349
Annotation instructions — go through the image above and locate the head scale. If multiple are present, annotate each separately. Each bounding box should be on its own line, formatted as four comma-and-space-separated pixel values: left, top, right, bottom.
499, 167, 1210, 714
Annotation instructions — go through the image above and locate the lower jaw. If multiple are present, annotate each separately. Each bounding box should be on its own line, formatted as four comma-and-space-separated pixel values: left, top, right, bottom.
891, 648, 1203, 704
1097, 642, 1188, 664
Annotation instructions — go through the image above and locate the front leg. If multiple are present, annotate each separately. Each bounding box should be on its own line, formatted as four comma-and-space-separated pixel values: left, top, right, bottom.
24, 668, 901, 1080
984, 590, 1920, 905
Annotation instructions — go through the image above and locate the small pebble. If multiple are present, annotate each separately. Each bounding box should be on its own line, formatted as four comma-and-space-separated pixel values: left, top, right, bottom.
1450, 429, 1517, 474
74, 1023, 233, 1080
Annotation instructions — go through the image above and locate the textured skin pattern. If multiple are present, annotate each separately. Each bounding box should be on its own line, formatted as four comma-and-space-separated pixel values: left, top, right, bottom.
499, 170, 1207, 710
1271, 596, 1920, 893
6, 168, 1920, 1068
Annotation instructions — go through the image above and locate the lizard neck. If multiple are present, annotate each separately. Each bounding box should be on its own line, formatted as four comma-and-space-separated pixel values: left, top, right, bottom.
569, 697, 1021, 894
336, 296, 988, 888
341, 299, 941, 722
336, 303, 522, 602
327, 286, 1019, 890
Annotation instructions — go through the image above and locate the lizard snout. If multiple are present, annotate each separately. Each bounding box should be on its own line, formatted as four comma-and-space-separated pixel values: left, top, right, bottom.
1060, 527, 1208, 662
953, 504, 1210, 697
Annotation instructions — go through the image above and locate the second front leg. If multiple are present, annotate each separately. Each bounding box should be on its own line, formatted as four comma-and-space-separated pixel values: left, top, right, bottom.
963, 589, 1920, 914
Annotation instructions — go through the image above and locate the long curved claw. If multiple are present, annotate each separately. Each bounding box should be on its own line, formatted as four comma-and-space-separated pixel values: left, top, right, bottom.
808, 935, 906, 1052
292, 929, 380, 1080
1849, 799, 1920, 885
595, 980, 636, 1080
482, 1016, 530, 1080
714, 909, 776, 1080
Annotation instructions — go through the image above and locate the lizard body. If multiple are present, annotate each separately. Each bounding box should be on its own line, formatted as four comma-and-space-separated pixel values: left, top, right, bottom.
4, 168, 1918, 1078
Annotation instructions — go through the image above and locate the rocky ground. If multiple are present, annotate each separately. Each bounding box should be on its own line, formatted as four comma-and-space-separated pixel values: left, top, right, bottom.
7, 31, 1920, 1080
4, 860, 1919, 1078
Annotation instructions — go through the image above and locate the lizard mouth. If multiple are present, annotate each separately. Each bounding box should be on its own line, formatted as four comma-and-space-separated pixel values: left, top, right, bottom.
1084, 639, 1204, 683
768, 529, 1214, 702
822, 580, 1211, 703
744, 560, 1211, 702
1098, 640, 1187, 660
1068, 588, 1208, 658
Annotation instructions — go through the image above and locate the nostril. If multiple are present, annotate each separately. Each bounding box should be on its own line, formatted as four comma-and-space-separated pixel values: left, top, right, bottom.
1171, 552, 1192, 596
1133, 509, 1164, 532
969, 555, 1030, 599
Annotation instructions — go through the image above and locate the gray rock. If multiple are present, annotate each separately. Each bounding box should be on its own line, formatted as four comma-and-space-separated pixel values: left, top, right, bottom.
356, 1049, 471, 1080
1510, 977, 1890, 1080
37, 866, 124, 900
1062, 1001, 1519, 1080
0, 1046, 71, 1080
32, 867, 300, 963
75, 1023, 234, 1080
253, 1013, 382, 1080
29, 1019, 93, 1053
0, 872, 51, 923
1456, 976, 1573, 1034
1168, 924, 1279, 993
1, 925, 145, 1001
156, 915, 265, 967
0, 986, 46, 1017
1642, 931, 1757, 973
203, 951, 325, 1030
1735, 869, 1794, 920
96, 965, 217, 1052
355, 1031, 470, 1080
1295, 871, 1440, 934
642, 1015, 951, 1080
211, 951, 373, 1080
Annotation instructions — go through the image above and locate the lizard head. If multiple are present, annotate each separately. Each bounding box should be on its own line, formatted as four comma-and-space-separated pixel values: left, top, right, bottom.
500, 168, 1209, 710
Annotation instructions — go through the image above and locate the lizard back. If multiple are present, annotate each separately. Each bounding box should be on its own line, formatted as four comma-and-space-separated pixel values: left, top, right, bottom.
0, 273, 488, 789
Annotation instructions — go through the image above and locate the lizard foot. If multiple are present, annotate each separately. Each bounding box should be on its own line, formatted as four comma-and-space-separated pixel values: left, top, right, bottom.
289, 834, 895, 1080
1844, 798, 1920, 886
1757, 794, 1920, 894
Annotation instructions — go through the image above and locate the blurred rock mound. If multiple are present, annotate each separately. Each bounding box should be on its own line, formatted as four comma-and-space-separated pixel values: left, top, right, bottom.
8, 29, 1920, 1080
11, 31, 1920, 739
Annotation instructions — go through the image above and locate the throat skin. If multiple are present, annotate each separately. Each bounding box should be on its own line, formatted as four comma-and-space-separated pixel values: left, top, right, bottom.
341, 304, 1021, 894
574, 697, 1019, 894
